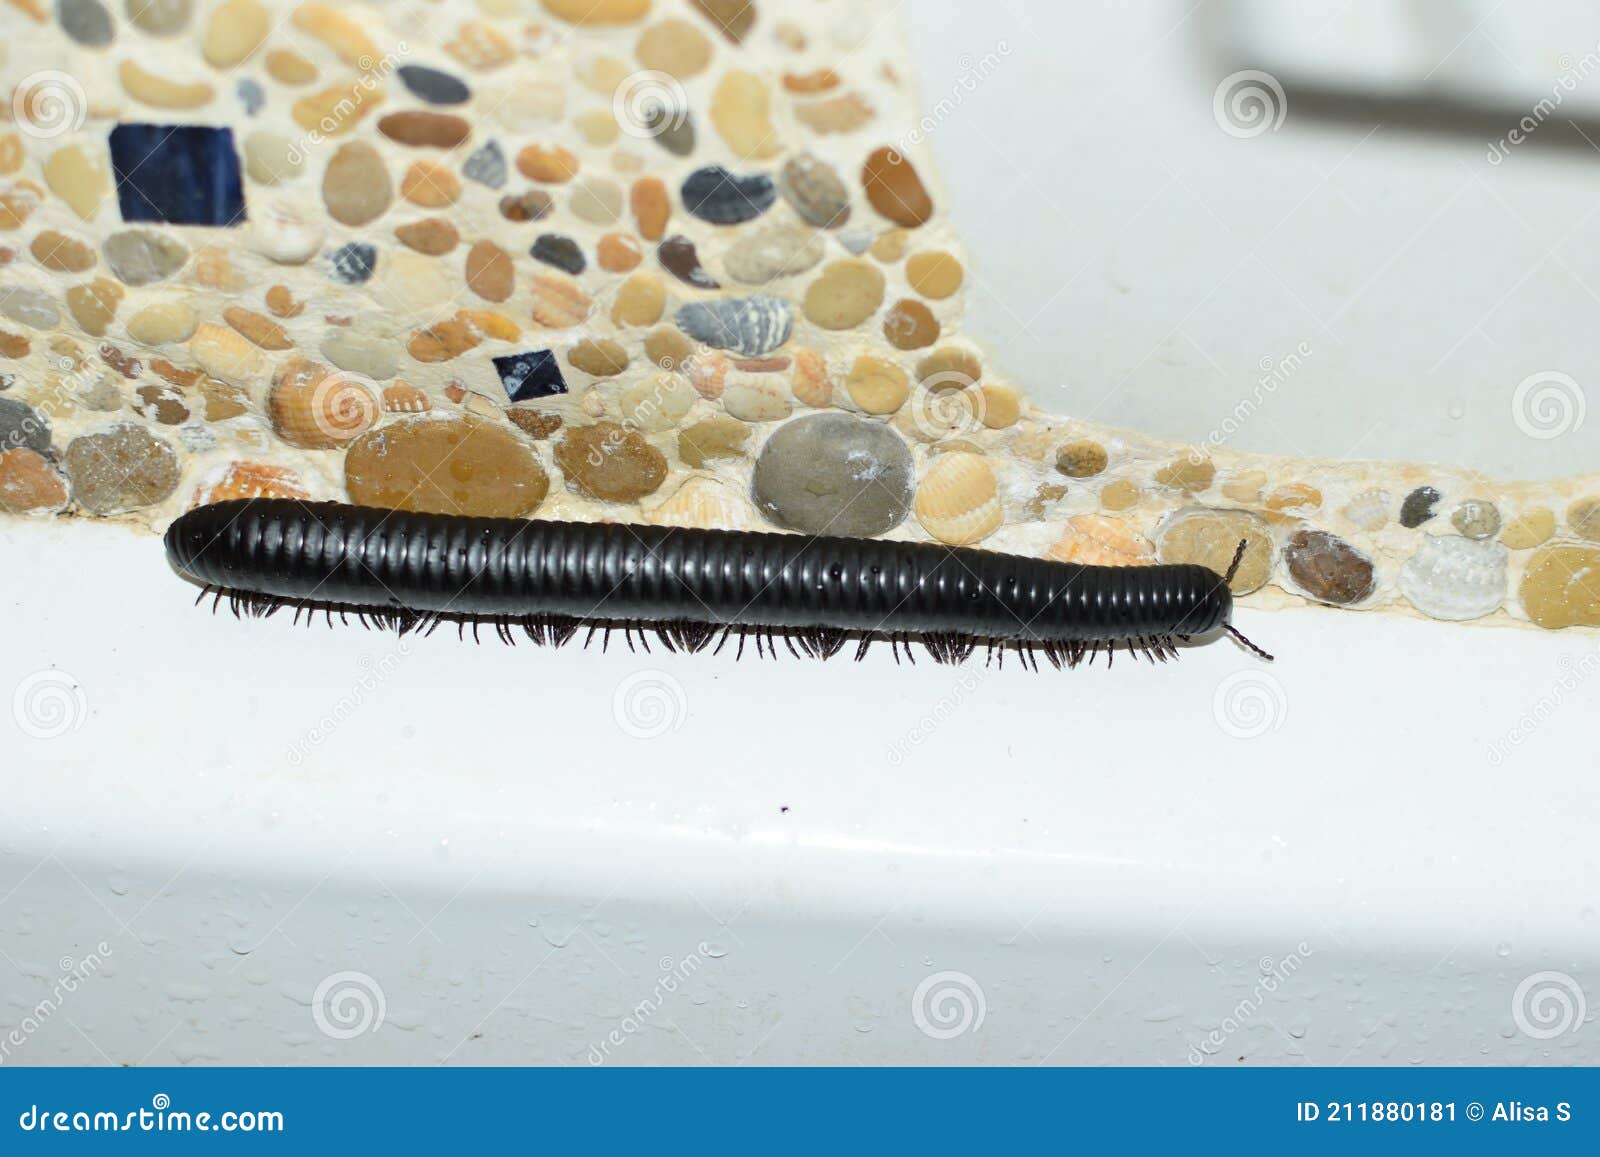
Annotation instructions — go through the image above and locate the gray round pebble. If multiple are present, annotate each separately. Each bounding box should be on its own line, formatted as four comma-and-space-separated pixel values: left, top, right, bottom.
58, 0, 114, 47
397, 64, 471, 105
1450, 499, 1501, 540
751, 413, 914, 537
102, 229, 189, 286
0, 397, 52, 455
125, 0, 191, 35
0, 288, 62, 330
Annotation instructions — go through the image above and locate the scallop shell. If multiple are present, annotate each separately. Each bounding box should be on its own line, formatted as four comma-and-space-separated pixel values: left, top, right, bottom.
914, 451, 1002, 545
191, 461, 310, 507
382, 382, 431, 413
684, 351, 728, 400
529, 272, 591, 328
1341, 487, 1391, 532
674, 296, 795, 358
1045, 515, 1154, 567
1398, 535, 1508, 621
267, 357, 379, 449
645, 477, 757, 530
790, 347, 832, 407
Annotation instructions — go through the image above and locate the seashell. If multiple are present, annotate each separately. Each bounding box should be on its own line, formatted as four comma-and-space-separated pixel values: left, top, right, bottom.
674, 296, 794, 358
684, 351, 728, 399
382, 382, 431, 413
1398, 534, 1507, 621
248, 200, 324, 265
778, 151, 850, 229
790, 347, 831, 407
645, 476, 757, 530
657, 234, 720, 289
192, 461, 310, 508
914, 451, 1002, 545
1342, 487, 1390, 532
721, 375, 792, 422
680, 165, 776, 225
267, 357, 378, 450
530, 272, 591, 328
1265, 482, 1321, 511
1045, 515, 1155, 567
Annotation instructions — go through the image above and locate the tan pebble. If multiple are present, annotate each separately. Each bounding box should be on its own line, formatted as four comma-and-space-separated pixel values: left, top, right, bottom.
872, 232, 911, 264
620, 372, 696, 432
723, 376, 792, 422
1054, 439, 1107, 478
223, 305, 292, 350
678, 414, 748, 467
151, 357, 202, 388
377, 250, 453, 314
684, 351, 728, 399
460, 310, 520, 342
30, 230, 94, 272
464, 240, 514, 303
977, 383, 1021, 429
783, 68, 841, 94
637, 18, 713, 79
290, 3, 377, 67
907, 251, 963, 299
188, 246, 244, 291
574, 108, 620, 146
0, 135, 21, 177
711, 69, 781, 160
915, 452, 1001, 545
66, 279, 122, 337
395, 218, 458, 255
1101, 479, 1140, 511
646, 476, 755, 530
347, 415, 548, 517
862, 146, 934, 227
194, 461, 309, 507
569, 177, 623, 224
198, 379, 249, 420
1154, 455, 1215, 493
568, 338, 630, 377
189, 321, 264, 385
243, 131, 303, 185
268, 356, 377, 449
597, 232, 643, 272
555, 422, 668, 502
693, 0, 755, 41
530, 272, 591, 327
400, 161, 460, 207
611, 272, 665, 327
645, 326, 695, 371
1220, 470, 1266, 504
630, 176, 670, 240
790, 348, 831, 407
1501, 508, 1555, 550
445, 21, 514, 70
0, 184, 41, 232
126, 301, 195, 345
120, 61, 214, 108
575, 55, 632, 95
1046, 515, 1155, 567
506, 409, 562, 439
408, 320, 478, 363
1156, 507, 1271, 594
543, 0, 649, 25
915, 346, 981, 390
795, 92, 874, 134
490, 79, 565, 128
1520, 544, 1600, 629
803, 258, 885, 330
43, 145, 109, 222
883, 298, 939, 350
0, 449, 69, 514
293, 80, 384, 136
381, 382, 430, 414
379, 111, 471, 149
265, 48, 318, 85
1567, 496, 1600, 541
322, 141, 392, 225
613, 150, 645, 175
845, 355, 909, 416
265, 285, 304, 318
516, 144, 579, 183
203, 0, 270, 67
1263, 482, 1321, 511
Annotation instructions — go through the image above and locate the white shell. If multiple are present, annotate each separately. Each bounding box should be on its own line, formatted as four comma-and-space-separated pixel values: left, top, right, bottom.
1341, 487, 1391, 532
1398, 535, 1507, 621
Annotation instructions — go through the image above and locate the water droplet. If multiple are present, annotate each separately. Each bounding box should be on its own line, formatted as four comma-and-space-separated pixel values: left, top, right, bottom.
1495, 941, 1512, 957
106, 874, 130, 896
703, 942, 728, 959
1447, 398, 1465, 420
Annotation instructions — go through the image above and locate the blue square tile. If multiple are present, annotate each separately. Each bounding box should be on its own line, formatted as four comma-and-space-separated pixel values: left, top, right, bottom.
494, 350, 567, 402
109, 124, 246, 226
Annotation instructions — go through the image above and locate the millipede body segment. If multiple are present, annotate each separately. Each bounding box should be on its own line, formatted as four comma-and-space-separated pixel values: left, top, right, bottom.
164, 500, 1268, 668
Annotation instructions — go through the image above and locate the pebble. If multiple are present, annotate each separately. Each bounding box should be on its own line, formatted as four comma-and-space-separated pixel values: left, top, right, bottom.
243, 131, 303, 185
883, 299, 939, 349
400, 161, 459, 207
790, 348, 831, 407
396, 218, 459, 255
803, 258, 885, 329
1520, 544, 1600, 629
611, 272, 666, 327
647, 477, 756, 530
1221, 471, 1265, 504
1156, 507, 1272, 594
397, 64, 471, 106
796, 93, 874, 135
1500, 508, 1554, 549
657, 234, 720, 288
203, 0, 269, 66
1055, 439, 1108, 478
1449, 499, 1501, 540
682, 165, 776, 225
784, 68, 842, 95
66, 279, 123, 336
555, 422, 668, 502
542, 0, 650, 23
1154, 456, 1215, 493
223, 305, 290, 349
60, 0, 115, 47
1282, 529, 1375, 606
647, 107, 696, 157
530, 232, 586, 275
30, 230, 95, 272
567, 176, 623, 225
870, 231, 909, 263
445, 20, 514, 71
644, 326, 695, 371
711, 69, 781, 160
265, 49, 317, 85
506, 409, 562, 440
1399, 485, 1441, 528
1398, 535, 1506, 621
0, 288, 59, 330
236, 78, 264, 115
722, 377, 792, 422
907, 251, 963, 299
529, 273, 591, 327
103, 229, 188, 285
494, 348, 566, 401
915, 452, 1002, 545
126, 301, 195, 344
248, 200, 323, 264
751, 412, 914, 536
675, 296, 794, 357
861, 146, 934, 227
678, 415, 748, 467
1567, 496, 1600, 542
631, 176, 671, 240
119, 61, 215, 110
779, 152, 850, 229
846, 355, 909, 415
636, 18, 713, 77
345, 415, 548, 517
43, 145, 110, 222
978, 383, 1022, 429
499, 189, 554, 222
464, 241, 514, 302
322, 142, 392, 226
619, 372, 696, 432
1264, 482, 1321, 512
723, 224, 823, 283
292, 81, 383, 136
189, 321, 264, 385
916, 346, 982, 389
290, 3, 375, 65
1047, 515, 1154, 567
692, 0, 755, 42
597, 233, 642, 272
63, 424, 180, 514
0, 449, 68, 514
127, 0, 193, 35
575, 108, 620, 146
379, 112, 472, 149
135, 384, 189, 425
516, 144, 579, 183
568, 338, 628, 377
322, 330, 397, 381
463, 141, 508, 188
327, 242, 377, 284
0, 397, 50, 453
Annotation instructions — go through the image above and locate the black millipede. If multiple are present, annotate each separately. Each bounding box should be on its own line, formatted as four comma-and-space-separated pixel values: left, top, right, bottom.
163, 499, 1273, 669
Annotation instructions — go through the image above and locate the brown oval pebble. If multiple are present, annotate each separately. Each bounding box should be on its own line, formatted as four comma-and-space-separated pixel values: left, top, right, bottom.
346, 415, 549, 517
597, 232, 642, 272
379, 112, 471, 149
779, 152, 850, 229
265, 48, 318, 85
568, 338, 629, 377
691, 0, 754, 42
1282, 529, 1375, 606
516, 143, 579, 183
400, 161, 460, 207
657, 234, 719, 289
1566, 496, 1600, 541
322, 141, 392, 226
265, 284, 304, 318
630, 176, 670, 240
465, 240, 514, 302
678, 414, 748, 467
0, 448, 68, 513
1154, 456, 1215, 493
395, 218, 459, 255
636, 18, 713, 77
30, 230, 95, 272
507, 409, 562, 439
66, 279, 123, 337
135, 384, 191, 425
555, 422, 667, 501
499, 189, 554, 222
223, 305, 292, 350
882, 298, 939, 350
906, 251, 963, 299
1157, 507, 1271, 594
644, 325, 694, 371
861, 146, 933, 228
1055, 439, 1108, 478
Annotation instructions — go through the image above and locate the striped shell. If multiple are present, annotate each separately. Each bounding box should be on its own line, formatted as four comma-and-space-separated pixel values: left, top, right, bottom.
914, 451, 1002, 545
1342, 487, 1391, 532
382, 382, 431, 413
267, 358, 379, 449
530, 272, 591, 328
191, 461, 310, 507
1046, 514, 1154, 567
674, 296, 795, 358
1398, 535, 1507, 621
645, 476, 757, 530
790, 347, 832, 407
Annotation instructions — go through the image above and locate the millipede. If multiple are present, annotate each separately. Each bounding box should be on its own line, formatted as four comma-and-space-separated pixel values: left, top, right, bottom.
163, 499, 1273, 669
